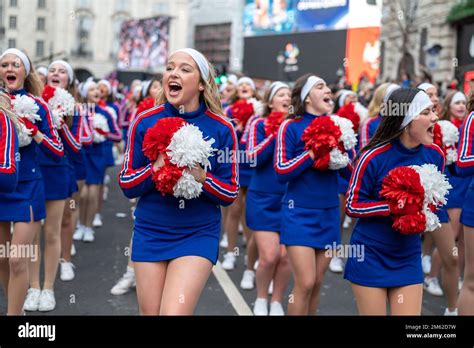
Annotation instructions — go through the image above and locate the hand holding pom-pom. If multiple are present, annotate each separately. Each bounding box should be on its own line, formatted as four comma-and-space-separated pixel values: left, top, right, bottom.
143, 117, 186, 161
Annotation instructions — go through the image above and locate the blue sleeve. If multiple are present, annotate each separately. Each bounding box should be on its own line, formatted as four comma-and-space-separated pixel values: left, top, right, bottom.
0, 113, 18, 193
455, 112, 474, 177
274, 119, 313, 183
35, 98, 64, 161
203, 124, 240, 206
118, 117, 155, 199
247, 119, 275, 168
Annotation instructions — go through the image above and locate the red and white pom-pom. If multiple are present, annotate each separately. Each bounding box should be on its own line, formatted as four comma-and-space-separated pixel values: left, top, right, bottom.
44, 87, 75, 129
335, 102, 360, 132
18, 122, 33, 148
248, 98, 264, 117
434, 121, 459, 165
264, 112, 286, 137
92, 113, 110, 143
12, 95, 41, 123
143, 117, 216, 199
380, 164, 451, 235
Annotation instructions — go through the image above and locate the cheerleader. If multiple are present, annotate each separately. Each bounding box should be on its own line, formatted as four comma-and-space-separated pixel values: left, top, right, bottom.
119, 48, 238, 315
24, 60, 81, 312
76, 80, 119, 243
275, 74, 346, 315
135, 77, 161, 115
0, 90, 19, 193
246, 81, 291, 315
222, 77, 259, 291
219, 74, 238, 109
456, 94, 474, 314
345, 87, 443, 315
423, 89, 467, 315
0, 48, 64, 315
45, 60, 83, 282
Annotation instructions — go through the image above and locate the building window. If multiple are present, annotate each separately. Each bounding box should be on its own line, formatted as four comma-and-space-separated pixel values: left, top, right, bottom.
8, 39, 16, 48
194, 23, 232, 72
9, 16, 17, 29
419, 28, 428, 66
37, 17, 45, 31
36, 40, 44, 57
73, 15, 93, 58
10, 0, 17, 7
38, 0, 45, 8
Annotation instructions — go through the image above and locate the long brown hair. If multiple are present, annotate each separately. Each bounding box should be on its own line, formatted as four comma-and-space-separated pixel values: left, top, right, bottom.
468, 92, 474, 113
156, 53, 223, 117
439, 90, 465, 121
358, 88, 421, 158
262, 82, 290, 117
23, 55, 43, 97
288, 73, 313, 118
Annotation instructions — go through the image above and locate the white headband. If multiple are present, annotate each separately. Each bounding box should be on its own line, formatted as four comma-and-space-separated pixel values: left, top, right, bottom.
237, 77, 256, 91
227, 74, 238, 85
338, 89, 356, 108
173, 48, 210, 81
80, 78, 96, 98
450, 91, 467, 106
383, 83, 401, 104
98, 79, 112, 95
417, 82, 435, 92
300, 75, 324, 101
49, 60, 74, 86
36, 66, 48, 76
268, 82, 289, 102
142, 80, 151, 97
1, 48, 31, 75
400, 91, 433, 129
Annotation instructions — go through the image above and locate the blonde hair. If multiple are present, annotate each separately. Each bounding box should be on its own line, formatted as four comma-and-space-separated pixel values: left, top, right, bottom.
367, 83, 390, 118
22, 55, 43, 97
156, 54, 223, 116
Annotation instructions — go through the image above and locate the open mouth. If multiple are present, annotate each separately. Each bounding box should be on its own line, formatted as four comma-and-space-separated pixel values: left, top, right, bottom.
51, 78, 61, 85
282, 102, 289, 108
427, 125, 434, 137
6, 74, 16, 84
168, 81, 182, 97
323, 96, 332, 105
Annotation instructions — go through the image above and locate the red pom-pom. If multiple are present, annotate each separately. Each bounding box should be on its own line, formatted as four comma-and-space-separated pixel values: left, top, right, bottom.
432, 123, 444, 151
301, 116, 341, 170
264, 112, 286, 137
152, 160, 183, 196
336, 102, 360, 132
136, 97, 155, 116
231, 99, 254, 129
392, 212, 426, 235
142, 117, 186, 161
42, 85, 56, 103
98, 100, 107, 108
380, 166, 425, 215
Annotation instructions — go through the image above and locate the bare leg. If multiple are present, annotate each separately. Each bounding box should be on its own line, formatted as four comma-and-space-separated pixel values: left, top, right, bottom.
351, 284, 387, 315
134, 261, 168, 315
388, 284, 423, 315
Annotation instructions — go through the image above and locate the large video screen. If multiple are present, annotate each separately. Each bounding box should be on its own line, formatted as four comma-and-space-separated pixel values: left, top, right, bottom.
243, 0, 349, 37
117, 16, 170, 70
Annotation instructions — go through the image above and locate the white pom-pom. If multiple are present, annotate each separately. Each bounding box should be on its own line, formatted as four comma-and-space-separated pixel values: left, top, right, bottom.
330, 115, 358, 150
413, 164, 452, 206
424, 209, 441, 232
167, 123, 216, 169
18, 122, 33, 147
248, 98, 264, 117
173, 171, 203, 199
48, 88, 75, 129
445, 147, 457, 166
329, 148, 350, 170
92, 113, 110, 143
438, 120, 459, 147
12, 95, 41, 123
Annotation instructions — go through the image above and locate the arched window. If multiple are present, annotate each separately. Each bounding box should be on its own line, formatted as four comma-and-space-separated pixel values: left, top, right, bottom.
74, 14, 93, 58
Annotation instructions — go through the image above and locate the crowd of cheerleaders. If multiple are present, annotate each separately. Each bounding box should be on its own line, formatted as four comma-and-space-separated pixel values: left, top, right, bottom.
0, 47, 473, 316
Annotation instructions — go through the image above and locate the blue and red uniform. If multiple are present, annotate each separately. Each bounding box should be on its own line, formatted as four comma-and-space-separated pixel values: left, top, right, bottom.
246, 117, 286, 232
275, 112, 350, 249
344, 139, 446, 287
102, 101, 121, 167
456, 111, 474, 227
359, 114, 381, 148
119, 102, 239, 264
0, 89, 64, 221
0, 111, 18, 193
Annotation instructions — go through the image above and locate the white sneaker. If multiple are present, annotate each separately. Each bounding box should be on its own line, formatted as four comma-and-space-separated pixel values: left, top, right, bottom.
268, 280, 273, 295
93, 213, 103, 228
459, 278, 463, 291
59, 259, 75, 281
83, 227, 95, 242
219, 233, 228, 248
71, 243, 76, 256
38, 289, 56, 312
73, 224, 85, 241
23, 288, 41, 311
269, 301, 285, 316
221, 252, 236, 271
110, 267, 136, 295
422, 255, 432, 274
253, 298, 268, 315
424, 277, 444, 296
240, 270, 255, 290
329, 257, 344, 273
342, 215, 352, 229
444, 308, 458, 316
